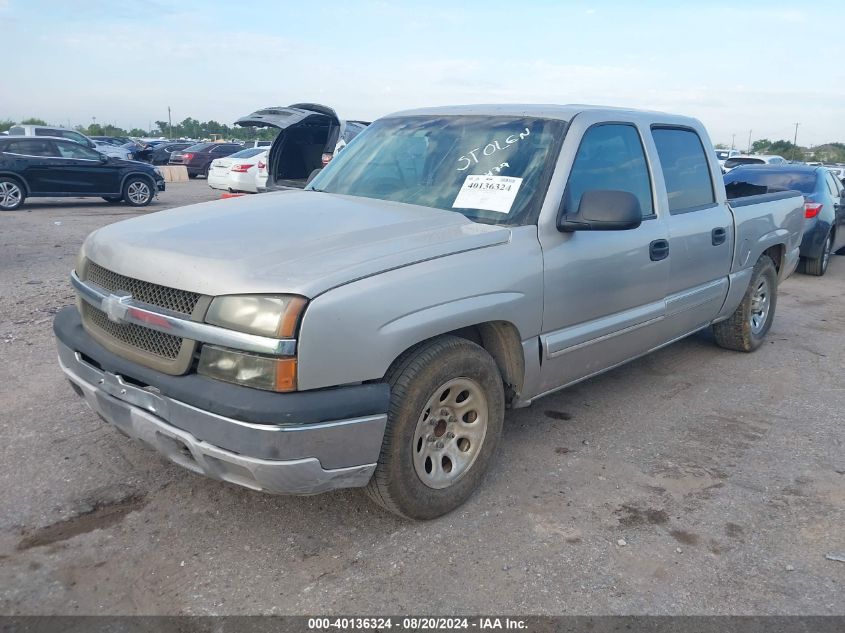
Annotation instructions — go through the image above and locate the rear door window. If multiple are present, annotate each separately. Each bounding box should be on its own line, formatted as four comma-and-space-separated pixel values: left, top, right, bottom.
564, 123, 654, 218
652, 127, 716, 213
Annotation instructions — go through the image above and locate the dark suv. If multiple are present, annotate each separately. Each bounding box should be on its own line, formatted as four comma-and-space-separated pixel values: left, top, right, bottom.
0, 137, 165, 211
168, 142, 243, 178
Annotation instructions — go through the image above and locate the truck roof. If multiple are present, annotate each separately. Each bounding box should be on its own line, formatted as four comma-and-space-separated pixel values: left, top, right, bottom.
386, 103, 699, 127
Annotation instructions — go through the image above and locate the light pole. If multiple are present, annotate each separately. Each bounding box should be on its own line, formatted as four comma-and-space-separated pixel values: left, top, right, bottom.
731, 134, 735, 151
747, 129, 752, 154
792, 122, 800, 162
167, 106, 172, 139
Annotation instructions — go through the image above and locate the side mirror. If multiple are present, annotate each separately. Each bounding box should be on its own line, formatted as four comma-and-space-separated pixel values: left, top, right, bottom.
99, 153, 109, 163
557, 190, 642, 232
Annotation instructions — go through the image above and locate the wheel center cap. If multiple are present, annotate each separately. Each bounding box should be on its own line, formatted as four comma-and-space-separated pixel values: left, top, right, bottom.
433, 419, 448, 437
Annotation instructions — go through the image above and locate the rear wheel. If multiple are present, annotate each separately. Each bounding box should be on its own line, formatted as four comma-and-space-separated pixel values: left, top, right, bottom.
713, 255, 778, 352
122, 177, 153, 207
365, 336, 505, 520
799, 232, 832, 276
0, 177, 25, 211
188, 173, 197, 179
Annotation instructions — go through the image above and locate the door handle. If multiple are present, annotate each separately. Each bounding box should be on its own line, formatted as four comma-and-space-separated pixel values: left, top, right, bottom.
649, 239, 669, 261
712, 227, 727, 246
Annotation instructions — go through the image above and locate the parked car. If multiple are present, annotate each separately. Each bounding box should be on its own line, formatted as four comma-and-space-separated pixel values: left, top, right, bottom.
243, 140, 273, 149
91, 136, 132, 146
149, 142, 194, 166
7, 124, 99, 151
207, 148, 267, 193
0, 136, 164, 210
723, 154, 787, 172
725, 164, 845, 275
168, 142, 243, 178
235, 104, 368, 190
826, 165, 845, 185
92, 140, 134, 160
714, 148, 740, 170
54, 104, 804, 519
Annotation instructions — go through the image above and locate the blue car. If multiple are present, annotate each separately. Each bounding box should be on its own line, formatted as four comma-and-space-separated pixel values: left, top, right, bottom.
725, 165, 845, 276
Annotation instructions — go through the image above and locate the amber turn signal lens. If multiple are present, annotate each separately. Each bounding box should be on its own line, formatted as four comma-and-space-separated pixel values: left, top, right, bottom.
273, 358, 297, 392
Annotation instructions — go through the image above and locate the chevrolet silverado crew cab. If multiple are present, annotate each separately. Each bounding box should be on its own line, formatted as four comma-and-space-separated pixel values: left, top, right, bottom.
54, 105, 805, 519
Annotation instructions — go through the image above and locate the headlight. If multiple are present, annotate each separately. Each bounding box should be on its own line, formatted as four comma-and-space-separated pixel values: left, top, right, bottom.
198, 345, 296, 392
127, 153, 134, 160
205, 295, 306, 338
153, 167, 163, 177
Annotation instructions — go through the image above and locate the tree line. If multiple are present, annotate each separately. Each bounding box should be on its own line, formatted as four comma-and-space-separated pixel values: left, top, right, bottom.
0, 117, 277, 141
714, 138, 845, 163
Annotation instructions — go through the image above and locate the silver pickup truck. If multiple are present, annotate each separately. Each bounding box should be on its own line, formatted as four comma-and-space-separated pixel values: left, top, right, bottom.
54, 105, 805, 519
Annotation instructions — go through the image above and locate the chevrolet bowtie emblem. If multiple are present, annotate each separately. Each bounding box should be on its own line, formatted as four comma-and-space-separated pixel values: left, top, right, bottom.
102, 293, 132, 323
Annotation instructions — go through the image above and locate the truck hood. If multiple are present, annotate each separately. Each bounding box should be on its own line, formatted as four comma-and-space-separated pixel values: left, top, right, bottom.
81, 190, 511, 298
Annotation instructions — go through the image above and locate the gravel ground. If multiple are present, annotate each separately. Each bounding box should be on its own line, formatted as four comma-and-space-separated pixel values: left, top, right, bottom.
0, 181, 843, 615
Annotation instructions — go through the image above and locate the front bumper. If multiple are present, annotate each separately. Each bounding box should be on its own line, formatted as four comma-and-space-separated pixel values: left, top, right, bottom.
54, 306, 389, 495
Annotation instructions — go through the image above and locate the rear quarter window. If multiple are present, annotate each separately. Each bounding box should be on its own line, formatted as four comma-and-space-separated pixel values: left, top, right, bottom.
651, 127, 715, 213
2, 139, 57, 156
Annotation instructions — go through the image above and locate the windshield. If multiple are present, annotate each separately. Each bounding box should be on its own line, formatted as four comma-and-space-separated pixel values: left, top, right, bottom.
724, 168, 816, 197
229, 148, 265, 159
725, 157, 764, 168
307, 115, 566, 225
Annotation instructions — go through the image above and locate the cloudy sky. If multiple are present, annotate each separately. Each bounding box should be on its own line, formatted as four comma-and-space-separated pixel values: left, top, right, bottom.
2, 0, 843, 146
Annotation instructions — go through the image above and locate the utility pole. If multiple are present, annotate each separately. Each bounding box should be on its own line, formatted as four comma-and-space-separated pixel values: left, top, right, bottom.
747, 129, 752, 154
792, 122, 800, 162
167, 106, 172, 139
731, 134, 735, 151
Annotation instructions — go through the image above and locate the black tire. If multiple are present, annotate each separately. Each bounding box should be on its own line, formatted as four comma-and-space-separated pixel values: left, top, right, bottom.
0, 176, 26, 211
188, 173, 198, 179
102, 196, 123, 204
798, 232, 832, 276
365, 336, 505, 520
121, 177, 154, 207
713, 255, 778, 352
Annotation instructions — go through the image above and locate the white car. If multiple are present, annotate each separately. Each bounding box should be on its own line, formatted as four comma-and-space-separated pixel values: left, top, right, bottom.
207, 148, 267, 193
92, 140, 134, 161
714, 148, 740, 170
723, 154, 787, 173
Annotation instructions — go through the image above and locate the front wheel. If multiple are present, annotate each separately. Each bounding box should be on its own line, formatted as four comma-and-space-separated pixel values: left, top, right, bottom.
713, 255, 778, 352
0, 177, 25, 211
366, 336, 505, 520
122, 177, 153, 207
799, 232, 832, 276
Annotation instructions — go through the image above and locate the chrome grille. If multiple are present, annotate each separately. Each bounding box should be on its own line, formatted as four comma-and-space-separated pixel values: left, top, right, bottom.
81, 302, 182, 360
86, 261, 200, 316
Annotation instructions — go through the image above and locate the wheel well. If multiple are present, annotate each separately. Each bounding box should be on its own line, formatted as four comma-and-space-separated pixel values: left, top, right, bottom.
390, 322, 526, 405
120, 172, 156, 191
762, 244, 784, 274
0, 173, 29, 195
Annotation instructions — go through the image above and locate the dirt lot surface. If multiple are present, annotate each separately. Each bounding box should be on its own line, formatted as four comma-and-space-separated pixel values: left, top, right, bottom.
0, 181, 843, 615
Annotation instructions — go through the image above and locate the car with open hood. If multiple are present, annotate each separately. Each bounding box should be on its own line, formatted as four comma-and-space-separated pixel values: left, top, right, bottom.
235, 104, 368, 191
